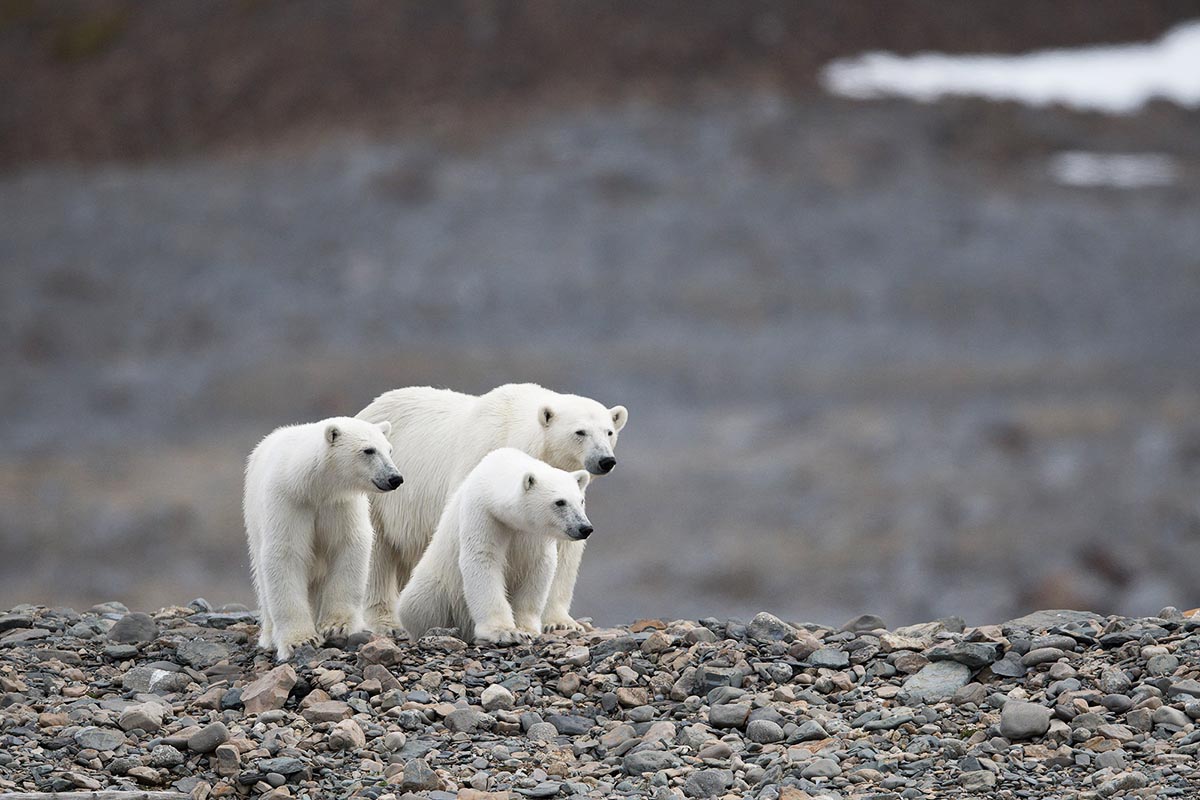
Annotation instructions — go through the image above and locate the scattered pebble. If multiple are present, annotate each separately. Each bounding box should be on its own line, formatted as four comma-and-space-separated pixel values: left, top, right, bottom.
0, 602, 1197, 798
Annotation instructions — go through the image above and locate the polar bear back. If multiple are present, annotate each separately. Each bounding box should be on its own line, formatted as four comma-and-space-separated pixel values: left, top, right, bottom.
357, 385, 554, 555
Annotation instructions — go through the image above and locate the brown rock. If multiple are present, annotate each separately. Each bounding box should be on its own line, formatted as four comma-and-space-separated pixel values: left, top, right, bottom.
362, 663, 403, 691
616, 687, 649, 707
241, 665, 297, 714
358, 637, 404, 666
302, 700, 352, 723
630, 619, 666, 632
127, 766, 163, 784
192, 683, 227, 710
214, 743, 241, 777
328, 718, 366, 750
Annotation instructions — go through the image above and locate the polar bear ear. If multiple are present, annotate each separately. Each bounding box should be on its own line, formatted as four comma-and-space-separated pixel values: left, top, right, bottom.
572, 470, 591, 491
523, 473, 537, 491
325, 423, 340, 444
376, 420, 392, 437
539, 406, 554, 428
610, 405, 628, 432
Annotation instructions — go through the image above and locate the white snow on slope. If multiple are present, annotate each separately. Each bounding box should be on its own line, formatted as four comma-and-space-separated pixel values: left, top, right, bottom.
1048, 152, 1180, 188
821, 21, 1200, 114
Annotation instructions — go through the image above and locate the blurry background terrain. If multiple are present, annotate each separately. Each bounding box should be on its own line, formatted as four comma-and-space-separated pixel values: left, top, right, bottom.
2, 0, 1199, 626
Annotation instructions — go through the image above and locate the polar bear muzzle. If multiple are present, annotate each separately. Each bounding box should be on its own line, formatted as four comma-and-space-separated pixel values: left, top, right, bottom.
374, 472, 404, 492
584, 452, 617, 475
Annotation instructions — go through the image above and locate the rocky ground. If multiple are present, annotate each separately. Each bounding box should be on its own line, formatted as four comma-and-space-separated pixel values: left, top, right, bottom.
1, 605, 1199, 799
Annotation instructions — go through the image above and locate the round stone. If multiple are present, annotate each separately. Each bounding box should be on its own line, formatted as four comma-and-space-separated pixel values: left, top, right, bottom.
746, 718, 784, 743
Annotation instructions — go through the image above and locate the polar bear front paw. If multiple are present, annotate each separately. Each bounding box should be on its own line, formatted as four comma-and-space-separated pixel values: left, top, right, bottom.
542, 614, 588, 634
475, 626, 535, 647
317, 612, 366, 643
274, 627, 321, 661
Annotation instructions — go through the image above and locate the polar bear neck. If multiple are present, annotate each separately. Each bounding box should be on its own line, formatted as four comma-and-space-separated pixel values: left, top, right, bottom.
478, 385, 551, 462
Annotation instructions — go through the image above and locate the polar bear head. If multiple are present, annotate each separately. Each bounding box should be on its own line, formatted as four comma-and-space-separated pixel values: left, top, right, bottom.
519, 461, 593, 541
538, 395, 628, 477
323, 418, 404, 493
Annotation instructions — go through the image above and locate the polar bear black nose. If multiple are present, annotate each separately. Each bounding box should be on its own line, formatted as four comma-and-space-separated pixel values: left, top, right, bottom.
576, 525, 593, 540
387, 474, 404, 490
597, 457, 616, 473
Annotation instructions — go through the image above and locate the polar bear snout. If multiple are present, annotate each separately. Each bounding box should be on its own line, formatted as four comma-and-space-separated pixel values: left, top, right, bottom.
374, 472, 404, 492
587, 454, 617, 475
571, 524, 594, 541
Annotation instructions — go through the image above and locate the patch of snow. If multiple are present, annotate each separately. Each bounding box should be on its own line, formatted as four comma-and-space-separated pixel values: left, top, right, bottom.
821, 21, 1200, 114
1048, 152, 1179, 188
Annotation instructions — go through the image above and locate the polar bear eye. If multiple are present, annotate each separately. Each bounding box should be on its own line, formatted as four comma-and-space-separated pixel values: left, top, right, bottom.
555, 499, 567, 507
574, 430, 586, 437
607, 430, 613, 436
363, 448, 376, 456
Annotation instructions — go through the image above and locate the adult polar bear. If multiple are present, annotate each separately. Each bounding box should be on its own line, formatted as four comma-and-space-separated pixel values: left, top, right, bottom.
357, 383, 627, 634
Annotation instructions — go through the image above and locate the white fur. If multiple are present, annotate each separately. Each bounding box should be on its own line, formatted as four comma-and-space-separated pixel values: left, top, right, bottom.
244, 416, 402, 660
357, 383, 627, 634
397, 448, 592, 644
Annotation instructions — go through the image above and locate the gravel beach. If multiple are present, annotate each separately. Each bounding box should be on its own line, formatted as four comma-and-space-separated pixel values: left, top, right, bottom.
1, 602, 1198, 799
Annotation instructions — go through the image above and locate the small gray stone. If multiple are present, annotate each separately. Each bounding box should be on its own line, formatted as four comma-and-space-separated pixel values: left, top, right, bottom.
175, 639, 230, 669
1096, 771, 1148, 796
187, 721, 229, 753
746, 718, 785, 743
258, 757, 306, 775
926, 642, 1001, 668
148, 744, 184, 768
990, 652, 1028, 678
108, 612, 159, 644
793, 720, 829, 741
546, 714, 592, 735
1152, 706, 1189, 729
122, 665, 191, 694
708, 703, 750, 729
683, 768, 733, 798
74, 726, 126, 751
695, 665, 742, 693
1021, 647, 1065, 666
801, 757, 841, 778
526, 722, 559, 741
1098, 668, 1132, 694
696, 741, 732, 759
961, 770, 996, 791
1146, 653, 1180, 676
481, 683, 514, 711
746, 612, 795, 643
521, 781, 562, 798
445, 708, 494, 733
1167, 679, 1200, 699
809, 648, 850, 670
840, 613, 887, 633
623, 749, 681, 774
902, 661, 971, 703
104, 644, 139, 660
118, 702, 164, 732
1000, 700, 1051, 740
400, 759, 443, 791
1094, 749, 1126, 771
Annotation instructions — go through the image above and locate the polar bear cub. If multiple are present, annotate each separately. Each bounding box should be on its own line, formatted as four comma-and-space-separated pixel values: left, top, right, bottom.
244, 417, 403, 660
397, 448, 593, 645
358, 383, 626, 635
